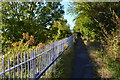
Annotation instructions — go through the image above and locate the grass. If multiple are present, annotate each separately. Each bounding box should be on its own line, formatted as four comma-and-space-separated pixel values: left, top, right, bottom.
60, 45, 75, 78
51, 43, 75, 78
86, 42, 112, 78
86, 38, 120, 79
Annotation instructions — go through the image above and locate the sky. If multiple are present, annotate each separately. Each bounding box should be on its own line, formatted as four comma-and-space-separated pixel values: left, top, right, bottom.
60, 1, 76, 30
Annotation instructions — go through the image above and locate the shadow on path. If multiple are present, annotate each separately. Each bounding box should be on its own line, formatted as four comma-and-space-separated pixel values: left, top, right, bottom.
72, 37, 96, 78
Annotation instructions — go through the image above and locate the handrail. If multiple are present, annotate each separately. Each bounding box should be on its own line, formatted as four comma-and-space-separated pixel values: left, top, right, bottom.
0, 34, 76, 79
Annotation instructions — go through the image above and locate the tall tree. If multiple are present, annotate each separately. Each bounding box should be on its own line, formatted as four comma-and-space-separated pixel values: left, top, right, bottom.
1, 2, 65, 49
48, 17, 72, 42
69, 2, 120, 41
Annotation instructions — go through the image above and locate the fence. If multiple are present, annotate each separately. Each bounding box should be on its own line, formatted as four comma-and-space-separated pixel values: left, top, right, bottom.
0, 34, 76, 79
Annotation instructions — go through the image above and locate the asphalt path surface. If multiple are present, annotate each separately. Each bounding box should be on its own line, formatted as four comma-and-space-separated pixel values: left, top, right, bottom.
72, 37, 96, 78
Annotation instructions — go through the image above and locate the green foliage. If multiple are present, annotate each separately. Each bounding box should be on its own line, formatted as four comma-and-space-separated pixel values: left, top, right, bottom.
48, 19, 72, 42
69, 2, 120, 78
1, 2, 72, 53
70, 2, 120, 40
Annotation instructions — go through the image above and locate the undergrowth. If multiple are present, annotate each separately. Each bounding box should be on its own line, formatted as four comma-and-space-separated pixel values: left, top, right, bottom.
87, 30, 120, 79
51, 43, 75, 78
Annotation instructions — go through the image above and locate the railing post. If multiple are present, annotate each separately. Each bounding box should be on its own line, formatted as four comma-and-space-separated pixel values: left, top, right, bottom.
20, 53, 23, 78
24, 52, 26, 78
31, 50, 35, 79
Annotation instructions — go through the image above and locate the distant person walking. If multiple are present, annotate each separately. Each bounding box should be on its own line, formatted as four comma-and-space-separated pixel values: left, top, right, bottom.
77, 32, 83, 38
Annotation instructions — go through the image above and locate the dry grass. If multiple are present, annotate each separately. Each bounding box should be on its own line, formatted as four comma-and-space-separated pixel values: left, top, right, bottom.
98, 67, 112, 78
86, 40, 113, 78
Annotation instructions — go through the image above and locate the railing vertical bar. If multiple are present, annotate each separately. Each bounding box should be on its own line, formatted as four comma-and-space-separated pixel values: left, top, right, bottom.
50, 48, 52, 63
61, 41, 62, 51
58, 42, 60, 55
8, 57, 10, 79
34, 50, 36, 76
51, 44, 53, 62
63, 41, 64, 51
36, 49, 38, 74
45, 53, 48, 78
31, 50, 35, 78
38, 47, 40, 73
13, 55, 15, 79
27, 52, 30, 78
43, 53, 45, 70
21, 53, 23, 78
36, 48, 38, 74
17, 55, 20, 78
24, 52, 26, 78
51, 43, 55, 77
49, 49, 51, 77
40, 55, 42, 74
30, 51, 32, 78
40, 47, 43, 78
50, 46, 53, 77
33, 49, 37, 78
40, 55, 42, 72
41, 54, 43, 78
35, 49, 37, 74
38, 48, 40, 73
42, 47, 44, 71
33, 50, 35, 78
15, 56, 17, 78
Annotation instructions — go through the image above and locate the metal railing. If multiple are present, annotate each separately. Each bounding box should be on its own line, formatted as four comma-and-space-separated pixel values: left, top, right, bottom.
0, 34, 76, 79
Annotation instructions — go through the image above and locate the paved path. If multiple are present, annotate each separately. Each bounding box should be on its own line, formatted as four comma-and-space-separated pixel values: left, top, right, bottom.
72, 38, 96, 78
